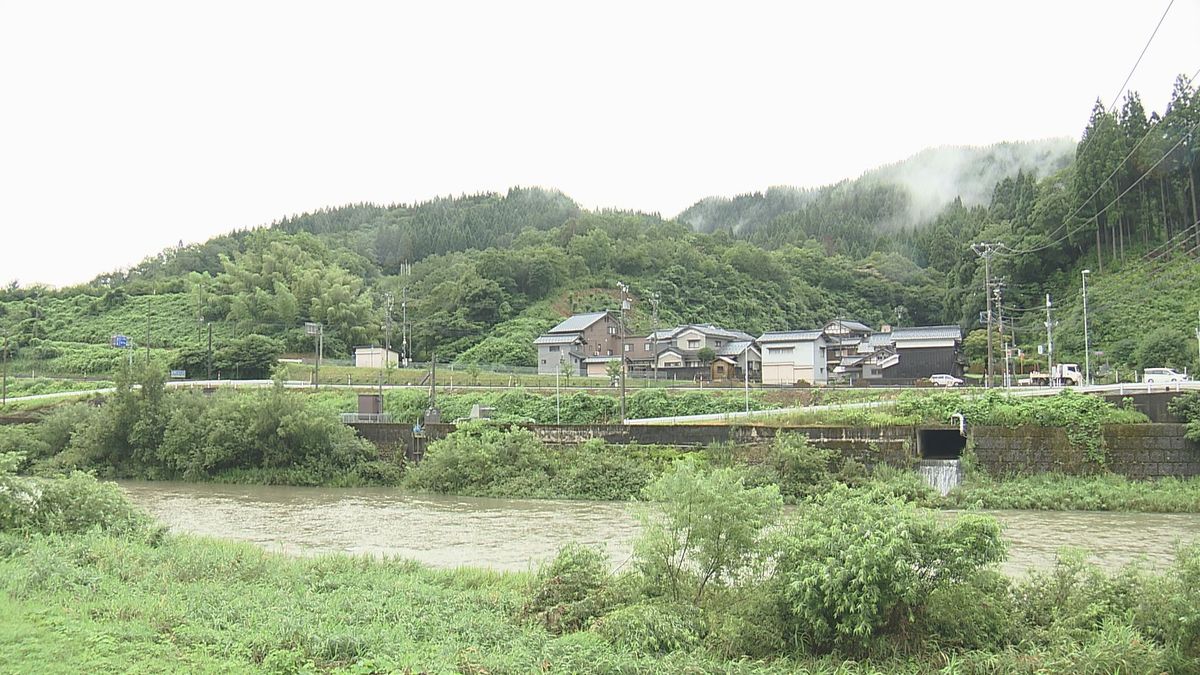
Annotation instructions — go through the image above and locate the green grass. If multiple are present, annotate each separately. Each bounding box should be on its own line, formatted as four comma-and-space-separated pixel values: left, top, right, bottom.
0, 377, 113, 398
945, 473, 1200, 513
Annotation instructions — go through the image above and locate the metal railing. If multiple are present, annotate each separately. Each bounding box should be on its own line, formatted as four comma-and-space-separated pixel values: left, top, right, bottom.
339, 412, 394, 424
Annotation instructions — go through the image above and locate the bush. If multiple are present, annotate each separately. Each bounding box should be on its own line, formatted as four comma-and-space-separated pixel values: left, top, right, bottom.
590, 602, 703, 655
0, 453, 151, 536
1168, 391, 1200, 442
522, 543, 611, 634
760, 433, 837, 502
406, 426, 554, 497
919, 570, 1021, 651
635, 460, 781, 605
552, 440, 654, 500
775, 485, 1004, 653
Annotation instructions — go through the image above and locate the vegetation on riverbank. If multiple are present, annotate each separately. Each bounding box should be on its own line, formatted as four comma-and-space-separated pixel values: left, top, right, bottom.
2, 458, 1198, 673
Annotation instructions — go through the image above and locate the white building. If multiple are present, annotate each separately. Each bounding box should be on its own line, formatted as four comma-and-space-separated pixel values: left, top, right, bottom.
757, 330, 830, 385
353, 346, 400, 369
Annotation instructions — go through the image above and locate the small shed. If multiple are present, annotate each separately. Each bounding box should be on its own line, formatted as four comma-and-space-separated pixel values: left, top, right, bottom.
354, 346, 400, 369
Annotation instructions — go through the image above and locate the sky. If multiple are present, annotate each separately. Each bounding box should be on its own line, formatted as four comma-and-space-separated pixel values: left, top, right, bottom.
1, 1, 1197, 287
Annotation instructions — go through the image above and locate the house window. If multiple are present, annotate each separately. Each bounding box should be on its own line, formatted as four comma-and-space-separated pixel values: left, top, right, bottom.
645, 344, 651, 351
548, 345, 560, 352
541, 359, 546, 364
767, 346, 794, 355
607, 350, 613, 356
715, 340, 723, 346
687, 339, 701, 349
624, 344, 631, 352
608, 327, 617, 335
666, 361, 681, 368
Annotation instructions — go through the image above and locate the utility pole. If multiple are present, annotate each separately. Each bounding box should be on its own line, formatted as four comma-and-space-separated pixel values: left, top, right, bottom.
206, 322, 213, 380
649, 291, 660, 382
972, 243, 998, 388
993, 281, 1008, 388
2, 336, 8, 405
1081, 269, 1092, 387
380, 293, 394, 406
1045, 294, 1055, 387
556, 357, 563, 424
617, 282, 630, 422
399, 262, 411, 367
145, 292, 153, 366
305, 322, 323, 389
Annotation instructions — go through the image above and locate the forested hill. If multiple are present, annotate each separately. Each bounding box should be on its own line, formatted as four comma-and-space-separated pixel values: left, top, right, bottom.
677, 139, 1075, 239
1, 77, 1196, 376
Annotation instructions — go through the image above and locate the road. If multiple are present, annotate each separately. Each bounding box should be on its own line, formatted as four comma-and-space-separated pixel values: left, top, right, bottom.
3, 378, 1197, 421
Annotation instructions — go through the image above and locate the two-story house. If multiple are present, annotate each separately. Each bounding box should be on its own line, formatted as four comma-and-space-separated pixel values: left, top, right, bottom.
626, 324, 760, 381
758, 330, 830, 385
534, 311, 625, 375
837, 324, 963, 383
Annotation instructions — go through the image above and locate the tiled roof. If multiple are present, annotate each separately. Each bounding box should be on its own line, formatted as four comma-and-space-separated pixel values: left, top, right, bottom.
758, 330, 826, 342
889, 325, 962, 341
826, 319, 872, 333
717, 340, 754, 356
548, 311, 610, 334
533, 334, 582, 346
868, 332, 896, 347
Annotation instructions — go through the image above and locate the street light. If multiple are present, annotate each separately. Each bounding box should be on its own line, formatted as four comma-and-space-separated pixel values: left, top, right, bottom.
1081, 269, 1091, 387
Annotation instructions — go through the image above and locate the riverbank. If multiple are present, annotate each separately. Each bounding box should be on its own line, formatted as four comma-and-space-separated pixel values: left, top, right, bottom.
3, 468, 1198, 673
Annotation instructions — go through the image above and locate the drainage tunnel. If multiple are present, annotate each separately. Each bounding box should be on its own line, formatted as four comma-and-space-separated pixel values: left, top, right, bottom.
917, 428, 967, 459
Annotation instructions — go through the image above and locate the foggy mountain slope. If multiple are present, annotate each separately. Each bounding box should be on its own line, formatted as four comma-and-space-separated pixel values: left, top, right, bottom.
676, 138, 1075, 236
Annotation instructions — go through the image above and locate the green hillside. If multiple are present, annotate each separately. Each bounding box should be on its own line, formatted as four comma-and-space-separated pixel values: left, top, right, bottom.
1, 78, 1196, 377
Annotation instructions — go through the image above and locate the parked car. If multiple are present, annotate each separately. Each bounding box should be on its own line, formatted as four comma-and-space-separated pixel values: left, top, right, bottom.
930, 373, 964, 387
1143, 368, 1188, 383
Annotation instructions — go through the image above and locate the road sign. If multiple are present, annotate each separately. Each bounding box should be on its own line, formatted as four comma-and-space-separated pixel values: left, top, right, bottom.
111, 335, 130, 348
170, 370, 186, 379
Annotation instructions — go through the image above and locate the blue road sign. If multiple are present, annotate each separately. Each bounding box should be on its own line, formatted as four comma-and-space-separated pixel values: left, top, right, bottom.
111, 335, 130, 348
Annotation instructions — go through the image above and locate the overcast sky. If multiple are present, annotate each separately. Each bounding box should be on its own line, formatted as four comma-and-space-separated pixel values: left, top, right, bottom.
1, 1, 1197, 287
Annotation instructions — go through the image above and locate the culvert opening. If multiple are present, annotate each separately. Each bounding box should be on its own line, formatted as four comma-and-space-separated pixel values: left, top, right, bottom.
918, 429, 966, 459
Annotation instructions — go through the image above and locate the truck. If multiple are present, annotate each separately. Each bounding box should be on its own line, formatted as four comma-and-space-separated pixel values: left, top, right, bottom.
1019, 363, 1083, 387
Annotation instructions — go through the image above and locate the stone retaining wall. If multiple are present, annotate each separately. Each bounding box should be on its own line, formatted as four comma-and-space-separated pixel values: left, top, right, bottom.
970, 424, 1199, 478
347, 420, 1199, 479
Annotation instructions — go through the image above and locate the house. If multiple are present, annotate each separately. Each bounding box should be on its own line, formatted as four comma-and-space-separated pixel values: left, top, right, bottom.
758, 330, 830, 385
836, 325, 963, 383
626, 324, 761, 381
885, 325, 964, 379
534, 311, 625, 375
822, 319, 873, 378
353, 346, 400, 369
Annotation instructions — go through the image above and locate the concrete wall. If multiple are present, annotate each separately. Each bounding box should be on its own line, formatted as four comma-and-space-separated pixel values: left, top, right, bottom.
970, 424, 1200, 478
346, 419, 1199, 480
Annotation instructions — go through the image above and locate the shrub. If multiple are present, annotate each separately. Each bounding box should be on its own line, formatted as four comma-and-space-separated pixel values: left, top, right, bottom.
553, 440, 654, 500
635, 460, 781, 605
919, 570, 1021, 651
522, 543, 611, 634
590, 602, 703, 655
406, 426, 554, 497
761, 433, 837, 502
1168, 391, 1200, 442
0, 453, 151, 536
775, 485, 1004, 652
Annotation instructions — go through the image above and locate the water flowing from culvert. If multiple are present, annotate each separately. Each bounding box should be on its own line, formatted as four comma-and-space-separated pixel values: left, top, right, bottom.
917, 458, 962, 496
118, 481, 1200, 578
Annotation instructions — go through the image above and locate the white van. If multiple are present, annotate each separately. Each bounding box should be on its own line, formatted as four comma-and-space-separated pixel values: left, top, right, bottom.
1143, 368, 1187, 383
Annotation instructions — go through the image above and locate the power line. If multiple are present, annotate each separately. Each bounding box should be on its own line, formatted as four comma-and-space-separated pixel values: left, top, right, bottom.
999, 116, 1200, 256
1107, 0, 1176, 113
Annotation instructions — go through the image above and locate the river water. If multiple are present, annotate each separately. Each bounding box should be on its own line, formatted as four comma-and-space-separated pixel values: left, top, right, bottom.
118, 481, 1200, 578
